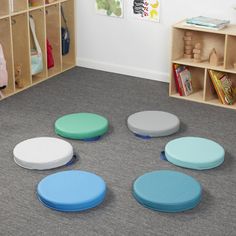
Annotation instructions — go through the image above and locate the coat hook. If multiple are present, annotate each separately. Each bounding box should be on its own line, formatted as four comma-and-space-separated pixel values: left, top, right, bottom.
11, 19, 16, 25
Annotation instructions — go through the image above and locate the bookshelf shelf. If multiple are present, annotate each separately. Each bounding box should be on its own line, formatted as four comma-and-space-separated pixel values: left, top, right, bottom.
170, 20, 236, 110
0, 0, 75, 101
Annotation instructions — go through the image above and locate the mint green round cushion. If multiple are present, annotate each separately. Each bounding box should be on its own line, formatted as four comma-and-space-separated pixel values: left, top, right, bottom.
55, 113, 109, 140
165, 137, 225, 170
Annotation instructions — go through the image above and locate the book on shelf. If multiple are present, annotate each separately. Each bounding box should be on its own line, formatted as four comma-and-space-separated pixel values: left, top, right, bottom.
208, 70, 236, 105
185, 16, 230, 30
173, 64, 193, 96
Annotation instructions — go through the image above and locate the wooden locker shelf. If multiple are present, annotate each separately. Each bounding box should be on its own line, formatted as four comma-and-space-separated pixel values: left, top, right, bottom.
0, 0, 76, 101
30, 8, 47, 83
61, 0, 76, 71
0, 17, 14, 96
169, 20, 236, 110
0, 0, 10, 17
46, 4, 62, 77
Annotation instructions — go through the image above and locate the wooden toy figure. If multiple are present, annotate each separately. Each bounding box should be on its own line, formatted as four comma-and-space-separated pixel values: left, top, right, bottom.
193, 43, 202, 63
15, 64, 24, 89
209, 48, 220, 66
183, 31, 193, 59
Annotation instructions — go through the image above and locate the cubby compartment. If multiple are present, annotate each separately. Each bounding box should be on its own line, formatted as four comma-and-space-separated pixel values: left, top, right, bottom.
61, 0, 75, 70
204, 70, 218, 103
205, 70, 236, 108
170, 64, 205, 101
225, 35, 236, 71
0, 0, 9, 17
46, 4, 62, 77
45, 0, 59, 6
0, 18, 14, 97
29, 8, 47, 83
11, 13, 31, 90
172, 28, 225, 68
11, 0, 28, 13
28, 0, 44, 9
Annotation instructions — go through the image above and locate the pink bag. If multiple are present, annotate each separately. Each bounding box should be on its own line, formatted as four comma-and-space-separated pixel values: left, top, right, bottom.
0, 43, 8, 89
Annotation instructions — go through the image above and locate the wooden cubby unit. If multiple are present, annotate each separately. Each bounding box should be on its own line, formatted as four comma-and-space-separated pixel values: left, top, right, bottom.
170, 20, 236, 110
0, 0, 75, 101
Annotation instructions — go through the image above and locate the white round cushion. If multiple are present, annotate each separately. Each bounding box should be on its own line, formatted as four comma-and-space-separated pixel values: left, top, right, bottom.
127, 111, 180, 137
13, 137, 74, 170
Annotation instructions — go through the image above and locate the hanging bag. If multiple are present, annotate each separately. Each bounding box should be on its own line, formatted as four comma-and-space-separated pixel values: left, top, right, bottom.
47, 39, 54, 69
0, 43, 8, 90
29, 16, 43, 75
61, 6, 70, 55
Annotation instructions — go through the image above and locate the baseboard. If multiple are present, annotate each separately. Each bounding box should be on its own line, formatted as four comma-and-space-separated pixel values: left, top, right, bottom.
76, 57, 169, 83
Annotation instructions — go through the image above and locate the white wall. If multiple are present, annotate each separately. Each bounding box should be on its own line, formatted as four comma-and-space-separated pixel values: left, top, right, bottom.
76, 0, 236, 82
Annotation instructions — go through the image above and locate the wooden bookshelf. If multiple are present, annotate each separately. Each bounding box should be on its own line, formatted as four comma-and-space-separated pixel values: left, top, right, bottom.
169, 20, 236, 110
0, 0, 75, 101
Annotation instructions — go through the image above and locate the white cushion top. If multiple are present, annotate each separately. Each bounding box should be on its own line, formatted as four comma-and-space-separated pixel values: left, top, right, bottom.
13, 137, 74, 170
127, 111, 180, 137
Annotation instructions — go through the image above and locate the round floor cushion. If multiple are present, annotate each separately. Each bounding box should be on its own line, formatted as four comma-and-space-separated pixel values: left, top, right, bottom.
165, 137, 225, 170
133, 170, 202, 212
37, 170, 106, 212
13, 137, 74, 170
127, 111, 180, 138
55, 113, 109, 140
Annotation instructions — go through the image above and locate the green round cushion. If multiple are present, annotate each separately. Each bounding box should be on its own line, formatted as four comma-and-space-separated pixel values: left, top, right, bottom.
55, 113, 109, 140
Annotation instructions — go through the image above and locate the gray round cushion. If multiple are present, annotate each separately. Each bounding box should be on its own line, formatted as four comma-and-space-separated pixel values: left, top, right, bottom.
127, 111, 180, 137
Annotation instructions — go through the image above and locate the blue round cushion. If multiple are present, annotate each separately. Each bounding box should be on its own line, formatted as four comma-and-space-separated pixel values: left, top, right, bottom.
37, 170, 106, 212
133, 170, 202, 212
165, 137, 225, 170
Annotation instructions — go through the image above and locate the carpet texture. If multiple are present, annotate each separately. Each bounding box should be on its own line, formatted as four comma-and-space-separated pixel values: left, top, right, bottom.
0, 67, 236, 236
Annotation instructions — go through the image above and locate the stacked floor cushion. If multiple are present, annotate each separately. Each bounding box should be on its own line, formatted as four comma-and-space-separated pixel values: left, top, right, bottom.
165, 137, 225, 170
55, 113, 109, 140
13, 137, 74, 170
127, 111, 180, 138
37, 170, 106, 212
133, 170, 202, 212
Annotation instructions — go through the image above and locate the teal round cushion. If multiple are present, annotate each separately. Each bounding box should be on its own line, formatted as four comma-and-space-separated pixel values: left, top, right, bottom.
37, 170, 106, 212
133, 170, 202, 212
165, 137, 225, 170
55, 113, 109, 140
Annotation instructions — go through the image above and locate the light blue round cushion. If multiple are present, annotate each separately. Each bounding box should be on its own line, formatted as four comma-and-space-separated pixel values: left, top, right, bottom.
133, 170, 202, 212
37, 170, 106, 212
165, 137, 225, 170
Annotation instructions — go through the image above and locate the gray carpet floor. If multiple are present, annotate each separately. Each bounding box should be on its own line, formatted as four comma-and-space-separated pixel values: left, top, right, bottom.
0, 67, 236, 236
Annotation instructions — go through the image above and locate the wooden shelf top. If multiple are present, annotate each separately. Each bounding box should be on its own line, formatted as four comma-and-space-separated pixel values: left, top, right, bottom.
174, 20, 236, 36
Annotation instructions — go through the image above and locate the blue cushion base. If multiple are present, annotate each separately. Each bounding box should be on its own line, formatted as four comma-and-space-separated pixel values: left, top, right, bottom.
81, 136, 101, 142
134, 133, 152, 140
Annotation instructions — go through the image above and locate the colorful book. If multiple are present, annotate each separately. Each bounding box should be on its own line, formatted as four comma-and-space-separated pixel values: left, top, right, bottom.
179, 68, 193, 96
173, 64, 184, 96
208, 70, 236, 105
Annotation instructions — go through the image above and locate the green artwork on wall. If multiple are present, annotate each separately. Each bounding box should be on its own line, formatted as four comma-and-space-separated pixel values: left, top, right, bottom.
95, 0, 123, 17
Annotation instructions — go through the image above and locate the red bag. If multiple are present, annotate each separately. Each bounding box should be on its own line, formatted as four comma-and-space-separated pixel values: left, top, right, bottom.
47, 39, 54, 69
